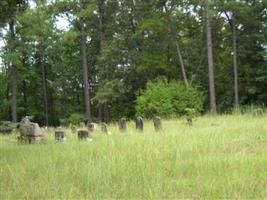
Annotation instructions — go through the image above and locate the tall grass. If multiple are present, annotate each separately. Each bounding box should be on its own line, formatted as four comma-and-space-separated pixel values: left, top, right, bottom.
1, 114, 267, 199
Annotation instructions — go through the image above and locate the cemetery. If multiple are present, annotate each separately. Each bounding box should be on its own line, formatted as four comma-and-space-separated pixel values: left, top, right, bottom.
1, 113, 267, 199
0, 0, 266, 199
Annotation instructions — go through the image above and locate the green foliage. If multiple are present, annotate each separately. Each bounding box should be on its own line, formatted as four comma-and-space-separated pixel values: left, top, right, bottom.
0, 121, 18, 134
136, 79, 204, 118
185, 108, 197, 118
69, 113, 85, 125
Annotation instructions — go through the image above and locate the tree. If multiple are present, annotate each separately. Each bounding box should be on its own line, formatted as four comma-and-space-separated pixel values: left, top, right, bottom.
204, 0, 216, 113
0, 0, 28, 122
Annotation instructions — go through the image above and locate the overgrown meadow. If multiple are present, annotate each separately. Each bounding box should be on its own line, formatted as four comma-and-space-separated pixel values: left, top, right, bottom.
1, 114, 267, 199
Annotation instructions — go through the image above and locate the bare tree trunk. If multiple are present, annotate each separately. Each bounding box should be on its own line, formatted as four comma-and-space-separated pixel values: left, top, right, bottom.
40, 56, 49, 126
79, 0, 91, 121
232, 15, 239, 108
96, 0, 104, 122
9, 20, 17, 122
204, 0, 217, 113
174, 41, 189, 86
164, 5, 189, 86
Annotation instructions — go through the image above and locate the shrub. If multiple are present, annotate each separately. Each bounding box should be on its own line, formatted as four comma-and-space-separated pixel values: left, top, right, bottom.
136, 80, 204, 118
69, 113, 85, 125
0, 121, 18, 134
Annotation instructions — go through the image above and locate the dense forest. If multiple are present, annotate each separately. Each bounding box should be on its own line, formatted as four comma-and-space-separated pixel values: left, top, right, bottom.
0, 0, 266, 126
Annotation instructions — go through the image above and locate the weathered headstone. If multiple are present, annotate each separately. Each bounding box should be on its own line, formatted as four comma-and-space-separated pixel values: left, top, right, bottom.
18, 116, 44, 144
136, 116, 144, 131
101, 123, 108, 134
78, 130, 89, 140
55, 127, 66, 142
70, 124, 77, 134
153, 116, 162, 132
87, 122, 98, 132
187, 117, 193, 126
119, 118, 127, 132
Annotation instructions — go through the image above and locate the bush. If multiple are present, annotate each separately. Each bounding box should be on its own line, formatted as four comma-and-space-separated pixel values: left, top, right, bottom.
69, 113, 85, 125
0, 121, 18, 134
136, 80, 204, 118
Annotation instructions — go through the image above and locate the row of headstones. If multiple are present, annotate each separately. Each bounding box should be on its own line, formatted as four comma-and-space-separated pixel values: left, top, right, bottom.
55, 116, 163, 142
17, 116, 163, 143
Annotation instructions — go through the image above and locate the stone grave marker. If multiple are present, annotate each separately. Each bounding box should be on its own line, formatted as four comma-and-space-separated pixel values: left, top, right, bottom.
119, 118, 127, 132
18, 116, 44, 144
136, 116, 144, 131
55, 127, 66, 142
78, 130, 91, 140
153, 116, 162, 132
101, 123, 108, 134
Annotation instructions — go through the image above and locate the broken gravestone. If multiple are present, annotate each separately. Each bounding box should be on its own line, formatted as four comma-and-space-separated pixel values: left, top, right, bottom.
18, 116, 44, 144
136, 116, 144, 132
153, 116, 162, 132
55, 127, 66, 142
119, 118, 127, 132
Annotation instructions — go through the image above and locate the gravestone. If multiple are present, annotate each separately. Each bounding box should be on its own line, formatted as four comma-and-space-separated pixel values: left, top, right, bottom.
78, 130, 89, 140
153, 116, 162, 132
87, 122, 98, 132
55, 127, 66, 142
119, 118, 127, 132
187, 117, 193, 126
70, 124, 77, 134
136, 116, 144, 131
101, 123, 108, 134
18, 116, 44, 144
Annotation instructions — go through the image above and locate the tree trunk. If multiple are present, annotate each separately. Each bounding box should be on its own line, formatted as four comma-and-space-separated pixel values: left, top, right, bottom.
79, 0, 91, 121
164, 6, 189, 86
9, 20, 17, 122
96, 0, 104, 122
232, 15, 239, 108
40, 56, 49, 126
174, 41, 189, 86
204, 0, 217, 113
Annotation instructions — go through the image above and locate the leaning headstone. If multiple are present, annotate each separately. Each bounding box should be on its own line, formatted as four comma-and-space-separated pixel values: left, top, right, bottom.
55, 127, 66, 142
119, 118, 127, 132
136, 116, 144, 131
18, 116, 44, 144
153, 116, 162, 132
101, 123, 108, 134
78, 130, 89, 140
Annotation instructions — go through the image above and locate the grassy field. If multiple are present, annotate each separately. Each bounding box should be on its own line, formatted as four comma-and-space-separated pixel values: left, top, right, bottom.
0, 114, 267, 199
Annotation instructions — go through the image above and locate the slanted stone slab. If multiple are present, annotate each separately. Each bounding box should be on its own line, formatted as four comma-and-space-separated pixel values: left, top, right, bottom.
136, 116, 144, 131
153, 116, 162, 132
55, 127, 66, 142
18, 116, 44, 144
119, 118, 127, 132
78, 130, 89, 140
